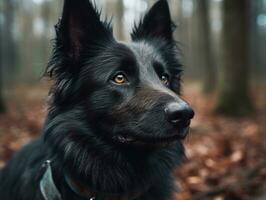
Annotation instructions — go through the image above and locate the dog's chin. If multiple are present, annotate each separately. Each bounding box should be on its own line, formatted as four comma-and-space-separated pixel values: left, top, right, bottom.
111, 126, 190, 148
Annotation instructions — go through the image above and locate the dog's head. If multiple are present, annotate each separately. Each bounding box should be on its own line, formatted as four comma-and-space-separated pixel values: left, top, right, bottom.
45, 0, 194, 150
44, 0, 194, 193
45, 0, 194, 155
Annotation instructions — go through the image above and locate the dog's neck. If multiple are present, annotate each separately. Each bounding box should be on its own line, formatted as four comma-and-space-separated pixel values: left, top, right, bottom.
40, 160, 143, 200
46, 143, 183, 200
64, 173, 144, 200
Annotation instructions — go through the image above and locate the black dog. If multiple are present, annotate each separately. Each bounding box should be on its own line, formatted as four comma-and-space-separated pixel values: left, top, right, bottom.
0, 0, 194, 199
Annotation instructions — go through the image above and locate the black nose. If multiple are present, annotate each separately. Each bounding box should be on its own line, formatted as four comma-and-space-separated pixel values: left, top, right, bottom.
165, 102, 194, 124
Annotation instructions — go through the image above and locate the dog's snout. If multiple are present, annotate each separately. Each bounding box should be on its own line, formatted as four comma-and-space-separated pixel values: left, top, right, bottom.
165, 102, 194, 124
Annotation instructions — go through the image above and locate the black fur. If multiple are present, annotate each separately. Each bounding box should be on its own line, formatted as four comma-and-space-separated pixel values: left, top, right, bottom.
0, 0, 194, 200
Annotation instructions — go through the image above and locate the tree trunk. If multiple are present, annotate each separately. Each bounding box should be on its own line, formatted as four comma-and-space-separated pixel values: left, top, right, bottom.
19, 6, 34, 82
215, 0, 253, 116
41, 1, 51, 63
198, 0, 216, 93
115, 0, 124, 40
0, 31, 6, 113
2, 0, 17, 82
0, 69, 5, 113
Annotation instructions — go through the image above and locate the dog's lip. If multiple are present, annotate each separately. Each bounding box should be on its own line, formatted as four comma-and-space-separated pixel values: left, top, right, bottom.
112, 126, 190, 146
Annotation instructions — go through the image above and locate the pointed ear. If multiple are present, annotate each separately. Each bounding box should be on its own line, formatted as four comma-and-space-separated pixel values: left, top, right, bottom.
57, 0, 112, 61
131, 0, 175, 41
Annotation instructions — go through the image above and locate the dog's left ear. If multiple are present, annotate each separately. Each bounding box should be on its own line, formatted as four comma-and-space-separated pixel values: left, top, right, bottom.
131, 0, 174, 41
47, 0, 113, 102
56, 0, 112, 62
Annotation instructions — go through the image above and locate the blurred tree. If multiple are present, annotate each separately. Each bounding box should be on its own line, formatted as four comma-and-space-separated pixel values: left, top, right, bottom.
0, 72, 5, 113
198, 0, 216, 93
216, 0, 253, 116
2, 0, 17, 82
0, 1, 6, 113
0, 97, 4, 114
18, 3, 35, 82
115, 0, 124, 40
0, 42, 6, 113
250, 0, 266, 79
178, 0, 202, 79
41, 1, 51, 63
0, 24, 5, 113
105, 0, 125, 41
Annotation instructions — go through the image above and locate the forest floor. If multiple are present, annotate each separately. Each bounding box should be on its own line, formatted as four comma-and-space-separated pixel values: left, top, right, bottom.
0, 82, 265, 200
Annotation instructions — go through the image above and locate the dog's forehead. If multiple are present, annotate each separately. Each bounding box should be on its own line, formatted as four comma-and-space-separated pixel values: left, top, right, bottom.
123, 41, 166, 68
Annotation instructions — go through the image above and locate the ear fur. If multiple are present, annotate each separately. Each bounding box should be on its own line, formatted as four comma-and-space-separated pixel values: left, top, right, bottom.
131, 0, 175, 41
47, 0, 113, 80
59, 0, 112, 61
45, 0, 113, 105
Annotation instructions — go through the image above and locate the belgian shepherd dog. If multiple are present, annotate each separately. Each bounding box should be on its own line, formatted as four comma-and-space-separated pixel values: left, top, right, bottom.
0, 0, 194, 199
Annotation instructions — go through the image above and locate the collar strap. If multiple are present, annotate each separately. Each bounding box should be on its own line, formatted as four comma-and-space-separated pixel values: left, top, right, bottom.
65, 175, 132, 200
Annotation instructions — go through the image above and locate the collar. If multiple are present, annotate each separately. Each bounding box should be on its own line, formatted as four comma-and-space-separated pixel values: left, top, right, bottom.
40, 160, 142, 200
64, 174, 141, 200
40, 160, 62, 200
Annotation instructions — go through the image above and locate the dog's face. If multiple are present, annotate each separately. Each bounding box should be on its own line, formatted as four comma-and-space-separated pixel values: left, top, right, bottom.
45, 0, 194, 150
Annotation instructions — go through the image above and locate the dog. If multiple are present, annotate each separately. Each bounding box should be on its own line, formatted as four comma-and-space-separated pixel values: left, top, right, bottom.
0, 0, 194, 199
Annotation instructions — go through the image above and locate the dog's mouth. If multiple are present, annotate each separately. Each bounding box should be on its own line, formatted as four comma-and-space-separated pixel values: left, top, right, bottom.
111, 126, 190, 147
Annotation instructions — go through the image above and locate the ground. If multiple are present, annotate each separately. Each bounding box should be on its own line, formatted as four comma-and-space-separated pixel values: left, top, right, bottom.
0, 82, 265, 200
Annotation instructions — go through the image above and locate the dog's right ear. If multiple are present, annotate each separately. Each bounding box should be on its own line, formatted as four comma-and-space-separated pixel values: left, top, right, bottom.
131, 0, 174, 41
55, 0, 112, 63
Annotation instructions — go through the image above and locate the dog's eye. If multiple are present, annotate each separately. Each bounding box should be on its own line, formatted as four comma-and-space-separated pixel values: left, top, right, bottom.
161, 74, 169, 86
113, 73, 127, 85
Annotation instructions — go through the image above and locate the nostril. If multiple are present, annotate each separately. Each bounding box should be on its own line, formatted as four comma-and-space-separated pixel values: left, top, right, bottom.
165, 102, 194, 124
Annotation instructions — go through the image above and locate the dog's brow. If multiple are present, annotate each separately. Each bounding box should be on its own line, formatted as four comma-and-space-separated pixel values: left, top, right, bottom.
128, 42, 166, 67
118, 58, 137, 73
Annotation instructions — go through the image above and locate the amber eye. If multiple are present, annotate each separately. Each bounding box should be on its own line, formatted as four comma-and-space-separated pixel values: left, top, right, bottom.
113, 73, 127, 85
161, 74, 169, 85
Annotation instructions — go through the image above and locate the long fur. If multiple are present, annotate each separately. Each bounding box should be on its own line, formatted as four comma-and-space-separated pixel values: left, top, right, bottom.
0, 1, 193, 200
